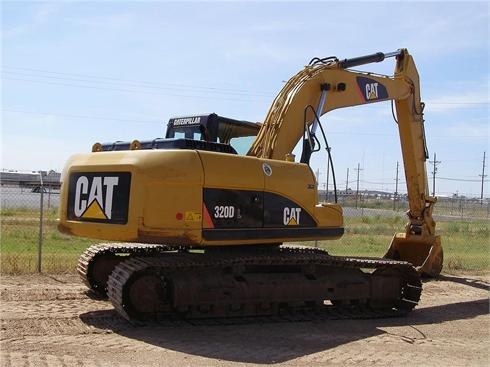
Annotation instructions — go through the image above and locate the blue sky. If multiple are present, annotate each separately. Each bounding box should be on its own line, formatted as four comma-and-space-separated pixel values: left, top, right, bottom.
1, 1, 489, 197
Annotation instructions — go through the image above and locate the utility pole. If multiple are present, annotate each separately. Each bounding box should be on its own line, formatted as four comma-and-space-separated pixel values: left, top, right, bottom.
345, 168, 349, 193
315, 168, 321, 202
355, 163, 363, 209
326, 161, 330, 202
480, 151, 487, 205
394, 161, 399, 211
429, 153, 441, 196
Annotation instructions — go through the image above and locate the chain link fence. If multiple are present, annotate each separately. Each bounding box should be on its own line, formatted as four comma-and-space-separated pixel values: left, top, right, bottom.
0, 183, 94, 274
1, 181, 489, 274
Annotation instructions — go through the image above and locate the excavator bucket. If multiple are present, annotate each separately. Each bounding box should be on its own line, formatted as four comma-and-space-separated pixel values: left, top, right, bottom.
384, 233, 443, 277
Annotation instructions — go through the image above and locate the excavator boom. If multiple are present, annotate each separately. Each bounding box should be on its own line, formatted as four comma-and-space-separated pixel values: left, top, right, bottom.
248, 49, 442, 275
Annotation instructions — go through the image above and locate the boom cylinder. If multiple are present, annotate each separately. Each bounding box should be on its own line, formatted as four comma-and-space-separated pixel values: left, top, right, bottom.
339, 50, 402, 69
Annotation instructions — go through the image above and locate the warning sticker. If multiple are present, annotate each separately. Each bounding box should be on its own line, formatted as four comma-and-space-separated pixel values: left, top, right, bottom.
185, 211, 202, 222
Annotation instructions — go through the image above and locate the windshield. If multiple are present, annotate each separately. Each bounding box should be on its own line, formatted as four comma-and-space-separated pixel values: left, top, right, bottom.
230, 136, 256, 155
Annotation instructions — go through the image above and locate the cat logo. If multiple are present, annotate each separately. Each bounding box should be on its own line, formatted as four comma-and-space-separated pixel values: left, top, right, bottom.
356, 76, 388, 102
283, 207, 301, 226
365, 82, 379, 100
67, 172, 131, 224
74, 176, 119, 219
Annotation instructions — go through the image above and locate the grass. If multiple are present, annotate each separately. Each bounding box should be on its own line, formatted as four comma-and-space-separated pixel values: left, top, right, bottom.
306, 215, 490, 271
1, 208, 489, 274
1, 208, 95, 273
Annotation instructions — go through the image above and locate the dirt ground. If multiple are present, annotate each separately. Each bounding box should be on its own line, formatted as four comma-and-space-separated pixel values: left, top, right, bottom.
1, 272, 489, 367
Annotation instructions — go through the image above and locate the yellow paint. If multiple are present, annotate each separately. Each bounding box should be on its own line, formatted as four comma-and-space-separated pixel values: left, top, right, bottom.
287, 217, 298, 226
82, 200, 107, 220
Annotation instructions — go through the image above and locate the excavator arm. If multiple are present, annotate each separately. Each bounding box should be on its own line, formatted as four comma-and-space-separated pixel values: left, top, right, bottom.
248, 49, 443, 276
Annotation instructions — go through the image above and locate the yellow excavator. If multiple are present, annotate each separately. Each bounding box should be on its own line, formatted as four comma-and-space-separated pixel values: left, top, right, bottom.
58, 48, 443, 321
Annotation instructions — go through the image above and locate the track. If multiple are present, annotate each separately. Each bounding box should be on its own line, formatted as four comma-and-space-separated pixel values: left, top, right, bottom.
77, 243, 178, 297
79, 244, 421, 322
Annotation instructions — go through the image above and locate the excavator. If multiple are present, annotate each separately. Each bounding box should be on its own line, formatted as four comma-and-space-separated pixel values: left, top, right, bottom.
58, 48, 443, 321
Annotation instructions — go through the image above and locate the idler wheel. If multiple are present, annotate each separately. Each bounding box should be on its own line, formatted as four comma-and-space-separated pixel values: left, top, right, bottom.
124, 271, 171, 319
89, 255, 122, 296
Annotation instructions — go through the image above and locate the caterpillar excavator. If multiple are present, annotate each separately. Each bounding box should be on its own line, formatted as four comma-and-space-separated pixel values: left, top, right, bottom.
58, 48, 443, 321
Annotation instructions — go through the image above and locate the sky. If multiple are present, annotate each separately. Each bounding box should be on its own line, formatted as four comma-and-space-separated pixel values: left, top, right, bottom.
1, 1, 489, 198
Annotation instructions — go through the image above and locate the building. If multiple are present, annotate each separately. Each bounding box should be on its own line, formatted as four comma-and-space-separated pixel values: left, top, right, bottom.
0, 170, 61, 191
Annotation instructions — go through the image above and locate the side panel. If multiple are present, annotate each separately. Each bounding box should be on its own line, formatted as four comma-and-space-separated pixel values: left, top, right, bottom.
197, 151, 265, 189
203, 188, 263, 228
59, 150, 205, 245
134, 150, 204, 244
263, 192, 316, 227
263, 159, 318, 224
201, 188, 343, 243
198, 155, 343, 244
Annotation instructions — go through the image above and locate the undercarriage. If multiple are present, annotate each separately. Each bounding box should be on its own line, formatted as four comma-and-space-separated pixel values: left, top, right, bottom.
78, 244, 422, 321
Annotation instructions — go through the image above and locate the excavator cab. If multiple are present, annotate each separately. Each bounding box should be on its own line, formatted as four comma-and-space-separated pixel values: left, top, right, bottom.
165, 113, 261, 145
91, 113, 261, 156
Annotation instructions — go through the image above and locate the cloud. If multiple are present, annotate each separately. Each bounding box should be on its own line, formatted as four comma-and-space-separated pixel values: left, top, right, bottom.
431, 118, 490, 140
2, 3, 62, 40
223, 40, 288, 62
65, 12, 135, 30
425, 91, 490, 114
394, 4, 488, 57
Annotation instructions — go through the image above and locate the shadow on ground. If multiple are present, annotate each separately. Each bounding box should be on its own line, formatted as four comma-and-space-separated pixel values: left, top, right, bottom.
435, 274, 490, 291
79, 275, 489, 364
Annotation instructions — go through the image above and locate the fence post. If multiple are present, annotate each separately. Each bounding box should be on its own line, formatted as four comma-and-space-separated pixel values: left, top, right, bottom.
48, 184, 51, 209
38, 172, 44, 273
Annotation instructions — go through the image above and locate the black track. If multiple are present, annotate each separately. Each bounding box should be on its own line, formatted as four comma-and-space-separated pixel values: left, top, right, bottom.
77, 245, 423, 322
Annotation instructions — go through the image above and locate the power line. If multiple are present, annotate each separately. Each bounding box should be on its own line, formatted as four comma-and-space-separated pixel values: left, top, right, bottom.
1, 109, 161, 124
427, 102, 489, 105
327, 131, 485, 139
438, 177, 489, 183
345, 176, 487, 185
361, 180, 398, 185
2, 71, 273, 98
2, 66, 274, 95
2, 76, 268, 102
1, 67, 273, 97
3, 67, 489, 106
